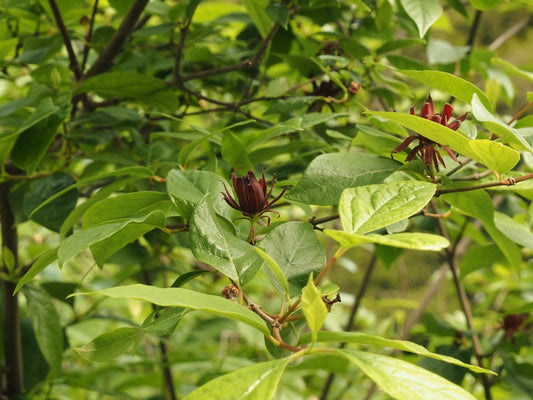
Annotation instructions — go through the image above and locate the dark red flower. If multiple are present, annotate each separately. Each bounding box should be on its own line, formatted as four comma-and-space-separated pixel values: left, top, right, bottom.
392, 94, 468, 171
221, 169, 288, 226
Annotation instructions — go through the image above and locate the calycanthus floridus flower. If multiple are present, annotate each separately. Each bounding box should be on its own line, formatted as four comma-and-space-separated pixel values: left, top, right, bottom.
221, 169, 288, 227
392, 94, 468, 172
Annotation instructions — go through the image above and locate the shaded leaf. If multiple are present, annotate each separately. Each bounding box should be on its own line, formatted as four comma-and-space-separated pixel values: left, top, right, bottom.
75, 327, 143, 362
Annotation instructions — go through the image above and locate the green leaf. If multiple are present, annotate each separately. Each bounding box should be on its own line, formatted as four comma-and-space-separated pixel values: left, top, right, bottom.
369, 111, 520, 175
469, 0, 504, 10
266, 4, 289, 29
73, 284, 270, 335
442, 191, 521, 268
325, 230, 449, 251
333, 349, 478, 400
400, 0, 442, 37
183, 358, 289, 400
58, 211, 166, 267
166, 169, 231, 220
27, 166, 154, 222
397, 70, 492, 112
75, 327, 144, 362
14, 247, 59, 294
286, 153, 400, 205
142, 307, 187, 336
11, 94, 71, 175
189, 196, 264, 285
74, 71, 177, 112
3, 248, 15, 274
23, 173, 79, 232
22, 285, 63, 372
300, 331, 494, 375
242, 0, 272, 38
301, 275, 328, 346
254, 247, 290, 295
221, 132, 253, 174
471, 93, 532, 152
0, 97, 58, 166
494, 212, 533, 250
338, 181, 436, 234
258, 222, 326, 290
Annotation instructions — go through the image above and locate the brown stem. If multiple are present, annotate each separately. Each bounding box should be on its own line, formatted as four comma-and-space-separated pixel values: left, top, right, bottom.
48, 0, 82, 81
141, 266, 176, 400
320, 255, 377, 400
81, 0, 99, 73
437, 172, 533, 196
436, 217, 493, 400
181, 23, 280, 82
0, 182, 24, 396
84, 0, 150, 78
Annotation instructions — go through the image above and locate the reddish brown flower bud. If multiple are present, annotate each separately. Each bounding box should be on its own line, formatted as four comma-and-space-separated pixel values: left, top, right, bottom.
392, 94, 468, 172
221, 169, 288, 226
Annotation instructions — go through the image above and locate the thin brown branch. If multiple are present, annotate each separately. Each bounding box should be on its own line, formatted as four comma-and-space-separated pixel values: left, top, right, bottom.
320, 255, 377, 400
81, 0, 99, 73
84, 0, 150, 78
437, 172, 533, 196
48, 0, 82, 80
181, 23, 280, 82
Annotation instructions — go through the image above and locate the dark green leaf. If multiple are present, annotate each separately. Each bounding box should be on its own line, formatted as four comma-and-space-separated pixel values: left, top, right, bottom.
286, 153, 400, 205
22, 285, 63, 372
75, 327, 144, 362
22, 173, 79, 232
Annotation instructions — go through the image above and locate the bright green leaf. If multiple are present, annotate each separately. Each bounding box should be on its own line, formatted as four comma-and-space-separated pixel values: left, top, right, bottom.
333, 349, 478, 400
325, 230, 449, 251
183, 358, 289, 400
75, 327, 144, 362
369, 111, 520, 175
397, 70, 492, 112
72, 284, 270, 335
494, 211, 533, 250
471, 93, 532, 152
301, 331, 494, 375
400, 0, 442, 37
189, 196, 264, 285
221, 132, 253, 174
301, 275, 328, 346
338, 181, 436, 234
254, 247, 290, 296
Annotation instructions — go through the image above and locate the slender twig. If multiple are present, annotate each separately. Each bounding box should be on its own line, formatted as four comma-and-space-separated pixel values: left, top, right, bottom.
84, 0, 150, 78
436, 217, 493, 400
507, 100, 533, 125
320, 255, 377, 400
48, 0, 82, 80
437, 172, 533, 195
309, 214, 340, 229
181, 23, 280, 82
140, 266, 177, 400
466, 10, 483, 54
489, 16, 531, 51
81, 0, 99, 73
0, 182, 24, 396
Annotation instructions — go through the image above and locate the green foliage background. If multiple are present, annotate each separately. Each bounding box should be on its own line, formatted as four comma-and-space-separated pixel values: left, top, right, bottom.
1, 0, 533, 399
